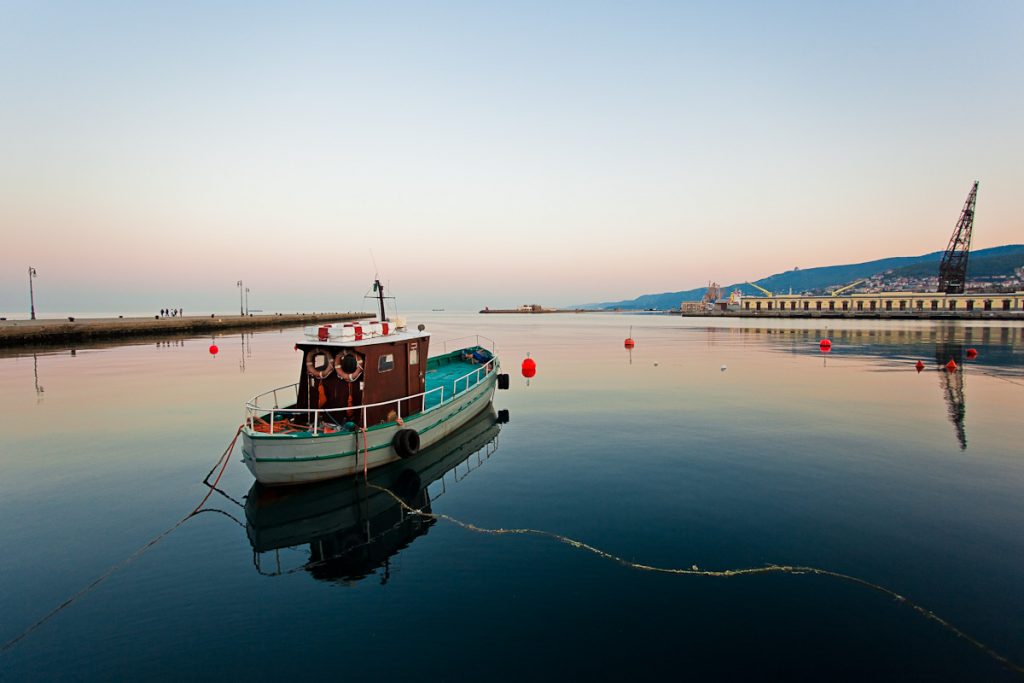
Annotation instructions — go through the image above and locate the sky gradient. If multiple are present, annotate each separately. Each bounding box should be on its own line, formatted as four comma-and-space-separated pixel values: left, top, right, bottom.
2, 1, 1022, 314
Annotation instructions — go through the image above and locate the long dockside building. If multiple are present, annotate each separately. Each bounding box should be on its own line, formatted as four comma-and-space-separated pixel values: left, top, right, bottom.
694, 291, 1024, 318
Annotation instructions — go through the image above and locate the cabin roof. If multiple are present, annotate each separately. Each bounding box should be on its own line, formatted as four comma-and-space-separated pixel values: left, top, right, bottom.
297, 330, 430, 348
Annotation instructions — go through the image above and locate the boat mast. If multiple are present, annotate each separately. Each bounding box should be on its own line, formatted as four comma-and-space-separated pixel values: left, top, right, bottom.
374, 279, 386, 321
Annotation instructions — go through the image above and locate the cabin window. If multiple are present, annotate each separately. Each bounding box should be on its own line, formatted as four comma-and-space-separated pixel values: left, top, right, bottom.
311, 351, 330, 373
857, 301, 863, 311
803, 301, 809, 310
828, 301, 835, 311
984, 300, 992, 311
949, 300, 957, 310
916, 300, 924, 310
885, 301, 892, 311
931, 300, 939, 310
899, 301, 906, 310
870, 301, 877, 311
378, 354, 395, 372
1003, 300, 1011, 311
767, 301, 773, 310
410, 343, 419, 365
842, 301, 848, 311
756, 302, 761, 310
816, 301, 822, 310
966, 300, 974, 311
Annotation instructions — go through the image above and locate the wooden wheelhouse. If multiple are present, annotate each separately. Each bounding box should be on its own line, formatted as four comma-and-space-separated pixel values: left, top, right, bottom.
294, 327, 430, 427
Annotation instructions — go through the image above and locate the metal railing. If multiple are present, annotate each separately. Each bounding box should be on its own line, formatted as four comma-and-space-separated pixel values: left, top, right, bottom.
442, 335, 496, 354
245, 358, 498, 436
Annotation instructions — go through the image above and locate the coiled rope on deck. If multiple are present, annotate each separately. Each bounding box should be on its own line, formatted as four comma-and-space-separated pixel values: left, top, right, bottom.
368, 483, 1024, 676
1, 425, 244, 653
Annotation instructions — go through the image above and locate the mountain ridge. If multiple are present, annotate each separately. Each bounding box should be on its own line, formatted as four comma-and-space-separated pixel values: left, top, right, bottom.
575, 244, 1024, 310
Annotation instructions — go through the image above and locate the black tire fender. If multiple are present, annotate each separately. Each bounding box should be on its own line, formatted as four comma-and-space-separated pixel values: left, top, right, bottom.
497, 373, 510, 390
392, 428, 421, 458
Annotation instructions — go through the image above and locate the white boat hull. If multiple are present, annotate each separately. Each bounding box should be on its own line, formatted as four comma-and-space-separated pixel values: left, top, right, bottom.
241, 373, 497, 485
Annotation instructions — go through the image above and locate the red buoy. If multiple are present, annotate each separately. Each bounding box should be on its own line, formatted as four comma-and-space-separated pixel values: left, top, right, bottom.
915, 360, 925, 372
966, 348, 978, 359
819, 339, 831, 351
624, 338, 635, 349
945, 359, 957, 372
521, 356, 536, 379
209, 344, 219, 355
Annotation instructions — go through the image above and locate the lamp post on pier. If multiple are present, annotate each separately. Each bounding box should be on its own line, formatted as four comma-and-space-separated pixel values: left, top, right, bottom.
245, 287, 250, 316
28, 267, 37, 320
237, 280, 244, 316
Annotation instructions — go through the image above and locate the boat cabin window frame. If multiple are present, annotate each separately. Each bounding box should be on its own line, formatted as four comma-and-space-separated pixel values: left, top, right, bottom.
410, 343, 419, 365
311, 350, 331, 373
378, 353, 395, 373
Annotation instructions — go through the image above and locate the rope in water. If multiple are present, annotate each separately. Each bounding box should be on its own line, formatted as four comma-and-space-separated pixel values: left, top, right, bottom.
368, 483, 1024, 676
1, 425, 244, 653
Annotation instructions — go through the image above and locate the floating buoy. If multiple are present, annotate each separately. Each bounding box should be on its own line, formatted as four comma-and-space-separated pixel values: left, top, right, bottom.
966, 348, 978, 359
915, 360, 924, 372
624, 325, 635, 349
946, 359, 957, 372
208, 344, 219, 355
819, 339, 832, 351
521, 356, 536, 379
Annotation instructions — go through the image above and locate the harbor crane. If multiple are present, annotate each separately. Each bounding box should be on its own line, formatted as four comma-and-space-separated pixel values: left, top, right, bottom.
829, 279, 865, 296
938, 181, 978, 294
745, 281, 773, 297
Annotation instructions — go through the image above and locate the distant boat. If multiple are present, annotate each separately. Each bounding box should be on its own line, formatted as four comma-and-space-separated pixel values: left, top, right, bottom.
431, 308, 445, 311
240, 279, 508, 485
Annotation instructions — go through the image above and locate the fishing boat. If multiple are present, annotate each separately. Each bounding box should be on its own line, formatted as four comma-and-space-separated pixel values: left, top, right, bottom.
241, 280, 509, 486
246, 405, 504, 580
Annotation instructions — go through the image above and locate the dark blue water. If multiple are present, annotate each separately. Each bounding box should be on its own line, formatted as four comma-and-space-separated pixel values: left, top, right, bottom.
2, 315, 1022, 680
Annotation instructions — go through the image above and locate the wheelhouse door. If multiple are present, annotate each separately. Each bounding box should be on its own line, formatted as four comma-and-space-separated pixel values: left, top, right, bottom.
406, 341, 424, 416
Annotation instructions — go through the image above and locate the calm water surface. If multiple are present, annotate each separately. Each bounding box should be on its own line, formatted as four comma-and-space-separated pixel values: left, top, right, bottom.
1, 314, 1023, 680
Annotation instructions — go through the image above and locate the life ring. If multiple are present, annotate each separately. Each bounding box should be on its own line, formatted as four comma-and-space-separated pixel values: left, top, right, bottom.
335, 352, 363, 382
305, 348, 335, 379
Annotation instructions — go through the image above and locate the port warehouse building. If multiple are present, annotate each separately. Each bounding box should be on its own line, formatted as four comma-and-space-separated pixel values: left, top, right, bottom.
711, 291, 1024, 315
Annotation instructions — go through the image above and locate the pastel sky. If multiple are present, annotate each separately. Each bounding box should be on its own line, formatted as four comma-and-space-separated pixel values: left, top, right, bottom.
2, 1, 1022, 314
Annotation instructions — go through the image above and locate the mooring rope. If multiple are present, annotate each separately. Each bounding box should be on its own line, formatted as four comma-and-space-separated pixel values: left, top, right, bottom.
1, 425, 244, 653
367, 483, 1024, 676
979, 370, 1024, 388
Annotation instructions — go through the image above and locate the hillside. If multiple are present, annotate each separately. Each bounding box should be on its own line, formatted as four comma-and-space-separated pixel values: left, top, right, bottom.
886, 250, 1024, 280
580, 244, 1024, 310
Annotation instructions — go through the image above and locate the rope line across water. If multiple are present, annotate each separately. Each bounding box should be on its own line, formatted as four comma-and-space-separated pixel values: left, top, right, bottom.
368, 483, 1024, 676
0, 425, 244, 653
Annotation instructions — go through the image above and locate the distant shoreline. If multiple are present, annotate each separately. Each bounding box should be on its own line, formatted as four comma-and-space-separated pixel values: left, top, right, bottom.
479, 308, 616, 314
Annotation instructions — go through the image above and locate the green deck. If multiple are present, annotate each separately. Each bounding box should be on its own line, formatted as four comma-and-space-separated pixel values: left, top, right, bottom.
423, 347, 493, 410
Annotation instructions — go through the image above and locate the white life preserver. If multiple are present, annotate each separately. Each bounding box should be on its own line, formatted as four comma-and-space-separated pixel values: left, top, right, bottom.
335, 352, 364, 382
305, 348, 335, 379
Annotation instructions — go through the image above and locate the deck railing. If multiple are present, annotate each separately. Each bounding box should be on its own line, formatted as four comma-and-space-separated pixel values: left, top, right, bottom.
245, 358, 497, 435
442, 335, 497, 354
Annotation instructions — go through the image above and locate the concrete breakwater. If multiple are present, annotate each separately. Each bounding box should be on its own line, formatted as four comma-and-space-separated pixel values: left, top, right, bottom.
0, 312, 372, 348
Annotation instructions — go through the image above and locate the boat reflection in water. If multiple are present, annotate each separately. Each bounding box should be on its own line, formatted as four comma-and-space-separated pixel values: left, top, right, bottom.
245, 405, 506, 582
